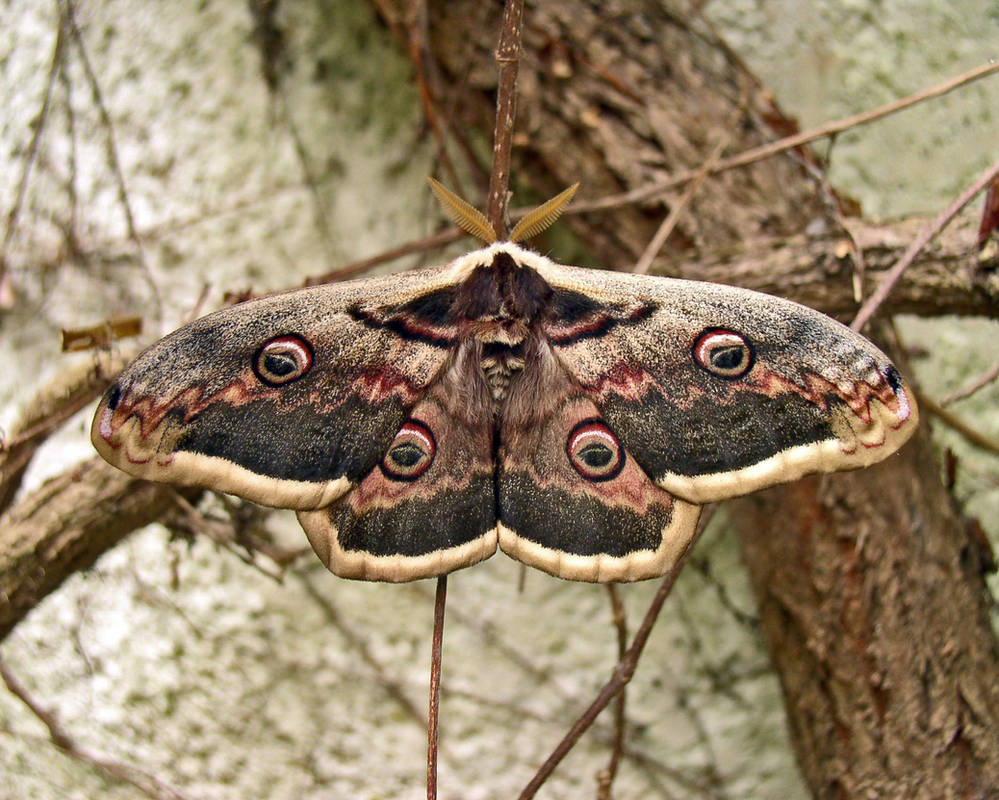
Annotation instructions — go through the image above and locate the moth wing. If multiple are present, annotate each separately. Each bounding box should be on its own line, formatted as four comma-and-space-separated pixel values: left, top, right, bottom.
497, 386, 701, 583
299, 382, 498, 582
92, 267, 463, 510
531, 260, 918, 504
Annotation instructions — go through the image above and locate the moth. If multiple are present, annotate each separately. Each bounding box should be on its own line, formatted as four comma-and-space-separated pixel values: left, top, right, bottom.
92, 181, 917, 582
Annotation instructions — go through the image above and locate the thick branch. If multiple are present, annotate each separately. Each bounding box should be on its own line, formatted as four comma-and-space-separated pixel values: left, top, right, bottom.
680, 210, 998, 320
427, 1, 997, 321
731, 427, 999, 796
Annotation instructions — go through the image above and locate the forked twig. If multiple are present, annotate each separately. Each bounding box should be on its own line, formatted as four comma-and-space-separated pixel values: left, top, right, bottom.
518, 505, 718, 800
917, 392, 999, 457
941, 358, 999, 407
571, 61, 999, 216
0, 6, 66, 306
303, 226, 464, 285
299, 573, 426, 728
0, 659, 191, 800
61, 0, 163, 321
632, 136, 729, 275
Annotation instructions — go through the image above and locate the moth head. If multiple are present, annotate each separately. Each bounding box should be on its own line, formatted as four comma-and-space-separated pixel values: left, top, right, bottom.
691, 328, 755, 379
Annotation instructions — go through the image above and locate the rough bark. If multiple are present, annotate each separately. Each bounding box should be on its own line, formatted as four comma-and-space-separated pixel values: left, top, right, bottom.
674, 211, 998, 320
733, 428, 999, 797
423, 1, 998, 314
419, 0, 999, 796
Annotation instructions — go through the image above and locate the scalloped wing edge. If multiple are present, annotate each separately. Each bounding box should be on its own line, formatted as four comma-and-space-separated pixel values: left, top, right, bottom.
497, 500, 702, 583
655, 392, 919, 504
297, 512, 499, 581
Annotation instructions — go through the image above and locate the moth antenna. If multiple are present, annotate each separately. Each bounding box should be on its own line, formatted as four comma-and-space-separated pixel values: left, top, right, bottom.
427, 177, 497, 244
509, 183, 580, 243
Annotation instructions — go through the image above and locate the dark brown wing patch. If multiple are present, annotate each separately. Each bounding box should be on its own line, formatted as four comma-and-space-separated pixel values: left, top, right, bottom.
497, 394, 701, 582
298, 386, 497, 582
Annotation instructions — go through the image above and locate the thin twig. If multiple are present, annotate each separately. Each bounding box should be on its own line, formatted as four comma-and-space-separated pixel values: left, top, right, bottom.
427, 574, 448, 800
940, 358, 999, 407
62, 0, 163, 321
167, 492, 297, 582
298, 573, 427, 729
596, 584, 628, 800
0, 659, 191, 800
407, 0, 464, 192
792, 149, 868, 302
851, 154, 999, 331
632, 136, 729, 275
571, 61, 999, 216
917, 392, 999, 457
59, 33, 82, 257
518, 505, 718, 800
484, 0, 524, 239
273, 91, 338, 268
0, 7, 66, 306
303, 226, 463, 285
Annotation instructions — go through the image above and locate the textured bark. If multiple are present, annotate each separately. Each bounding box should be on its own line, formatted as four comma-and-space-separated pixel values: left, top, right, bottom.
418, 1, 999, 796
423, 1, 997, 316
676, 211, 998, 320
732, 429, 999, 797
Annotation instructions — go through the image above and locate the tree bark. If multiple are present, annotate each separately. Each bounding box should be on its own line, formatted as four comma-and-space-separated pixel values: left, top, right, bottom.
733, 428, 999, 797
419, 1, 999, 796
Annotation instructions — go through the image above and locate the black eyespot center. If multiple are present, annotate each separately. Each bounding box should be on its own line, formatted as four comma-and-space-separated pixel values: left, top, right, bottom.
263, 352, 298, 377
567, 418, 625, 481
693, 328, 755, 379
579, 443, 613, 468
388, 443, 424, 468
253, 334, 314, 386
381, 420, 436, 481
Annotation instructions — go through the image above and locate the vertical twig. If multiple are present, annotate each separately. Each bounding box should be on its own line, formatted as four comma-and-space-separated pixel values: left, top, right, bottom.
596, 584, 628, 799
426, 574, 448, 800
425, 3, 522, 795
484, 0, 524, 240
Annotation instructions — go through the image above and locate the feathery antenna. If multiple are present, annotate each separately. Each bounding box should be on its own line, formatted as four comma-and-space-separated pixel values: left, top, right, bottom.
427, 177, 497, 244
509, 183, 579, 242
429, 178, 579, 245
